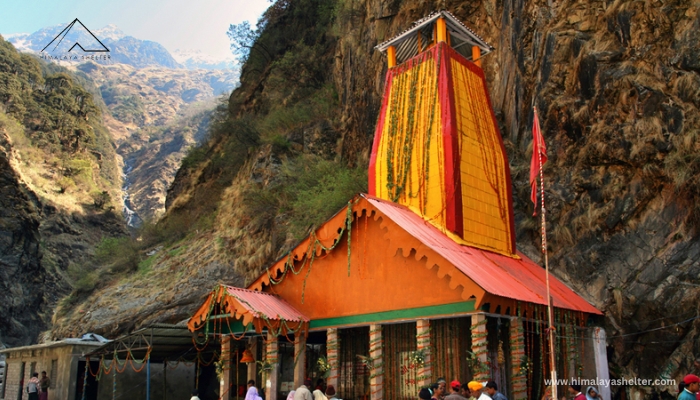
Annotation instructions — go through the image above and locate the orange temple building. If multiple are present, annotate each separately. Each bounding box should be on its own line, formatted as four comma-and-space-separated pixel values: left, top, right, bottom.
189, 11, 609, 400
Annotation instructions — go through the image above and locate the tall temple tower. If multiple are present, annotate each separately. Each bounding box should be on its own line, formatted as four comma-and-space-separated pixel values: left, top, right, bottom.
369, 11, 517, 256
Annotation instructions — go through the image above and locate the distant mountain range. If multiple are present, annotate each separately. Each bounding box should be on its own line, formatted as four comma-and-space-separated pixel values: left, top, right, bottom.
171, 49, 235, 70
4, 23, 235, 70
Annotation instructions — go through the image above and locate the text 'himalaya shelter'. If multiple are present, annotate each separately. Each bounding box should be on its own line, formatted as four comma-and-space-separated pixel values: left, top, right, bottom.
188, 11, 608, 400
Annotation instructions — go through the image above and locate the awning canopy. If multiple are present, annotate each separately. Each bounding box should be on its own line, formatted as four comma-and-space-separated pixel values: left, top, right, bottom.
85, 323, 218, 364
188, 285, 309, 336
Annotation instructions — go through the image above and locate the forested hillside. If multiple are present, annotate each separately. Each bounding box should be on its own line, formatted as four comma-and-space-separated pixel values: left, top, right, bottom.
0, 36, 125, 346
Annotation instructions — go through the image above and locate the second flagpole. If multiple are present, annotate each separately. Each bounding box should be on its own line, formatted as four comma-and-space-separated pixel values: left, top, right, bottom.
535, 106, 558, 400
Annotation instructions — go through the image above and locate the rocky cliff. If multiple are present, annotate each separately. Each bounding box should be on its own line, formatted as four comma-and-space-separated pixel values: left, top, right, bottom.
0, 37, 127, 347
77, 62, 236, 222
50, 0, 700, 398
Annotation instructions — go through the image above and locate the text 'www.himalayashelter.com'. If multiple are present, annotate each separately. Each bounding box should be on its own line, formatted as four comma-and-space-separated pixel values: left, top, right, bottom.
544, 377, 677, 388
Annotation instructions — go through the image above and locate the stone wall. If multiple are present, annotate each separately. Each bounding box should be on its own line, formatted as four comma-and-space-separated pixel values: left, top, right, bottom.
1, 344, 100, 400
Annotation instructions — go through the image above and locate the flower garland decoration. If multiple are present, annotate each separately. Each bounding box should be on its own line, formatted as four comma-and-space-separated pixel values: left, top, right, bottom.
409, 349, 426, 367
469, 317, 490, 379
266, 200, 356, 304
466, 351, 490, 377
317, 355, 331, 378
257, 360, 274, 375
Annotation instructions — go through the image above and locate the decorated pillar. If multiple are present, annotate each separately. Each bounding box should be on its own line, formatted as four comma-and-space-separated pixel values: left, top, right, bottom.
265, 332, 279, 400
509, 317, 527, 400
387, 46, 396, 68
436, 17, 447, 42
565, 323, 577, 383
221, 339, 232, 400
470, 314, 489, 381
327, 328, 340, 390
472, 46, 481, 67
369, 324, 383, 400
294, 333, 307, 388
593, 328, 611, 400
416, 319, 432, 387
247, 337, 258, 383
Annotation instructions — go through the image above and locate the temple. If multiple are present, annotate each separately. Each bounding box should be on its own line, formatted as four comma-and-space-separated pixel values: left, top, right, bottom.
188, 11, 609, 400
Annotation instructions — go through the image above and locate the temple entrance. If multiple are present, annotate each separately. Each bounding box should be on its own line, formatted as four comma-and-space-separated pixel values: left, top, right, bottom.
338, 327, 370, 400
74, 361, 99, 400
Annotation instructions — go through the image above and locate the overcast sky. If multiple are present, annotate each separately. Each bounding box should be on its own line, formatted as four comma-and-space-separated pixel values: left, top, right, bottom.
0, 0, 271, 60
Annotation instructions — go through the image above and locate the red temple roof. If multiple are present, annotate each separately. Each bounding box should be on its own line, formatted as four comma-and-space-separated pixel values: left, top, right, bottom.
364, 194, 601, 315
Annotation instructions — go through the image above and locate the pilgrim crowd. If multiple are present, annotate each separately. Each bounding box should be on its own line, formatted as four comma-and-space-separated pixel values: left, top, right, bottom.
186, 372, 700, 400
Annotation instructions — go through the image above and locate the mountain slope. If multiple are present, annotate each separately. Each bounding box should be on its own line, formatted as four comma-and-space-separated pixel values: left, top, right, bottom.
75, 61, 237, 222
50, 0, 700, 397
6, 24, 182, 69
0, 36, 126, 346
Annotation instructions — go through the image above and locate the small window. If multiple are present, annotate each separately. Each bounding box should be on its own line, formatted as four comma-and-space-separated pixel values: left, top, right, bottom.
50, 360, 57, 388
1, 361, 7, 398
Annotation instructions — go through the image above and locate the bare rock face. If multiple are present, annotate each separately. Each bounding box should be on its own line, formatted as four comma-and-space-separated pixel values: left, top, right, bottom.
337, 0, 700, 391
80, 63, 236, 223
0, 131, 126, 347
0, 133, 44, 346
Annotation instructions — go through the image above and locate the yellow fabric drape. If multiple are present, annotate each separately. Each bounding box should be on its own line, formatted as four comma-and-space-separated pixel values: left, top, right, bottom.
451, 58, 513, 254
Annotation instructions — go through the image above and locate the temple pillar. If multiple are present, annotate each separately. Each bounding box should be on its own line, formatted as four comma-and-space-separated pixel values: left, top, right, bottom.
471, 314, 489, 381
565, 324, 577, 384
327, 328, 339, 390
436, 17, 447, 43
387, 46, 396, 68
416, 319, 432, 387
294, 333, 307, 388
369, 324, 383, 400
593, 328, 611, 400
472, 46, 481, 67
265, 333, 279, 400
509, 317, 527, 400
221, 339, 232, 400
247, 337, 258, 383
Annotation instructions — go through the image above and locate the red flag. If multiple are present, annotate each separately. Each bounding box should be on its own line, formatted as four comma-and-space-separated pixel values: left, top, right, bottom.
530, 108, 547, 215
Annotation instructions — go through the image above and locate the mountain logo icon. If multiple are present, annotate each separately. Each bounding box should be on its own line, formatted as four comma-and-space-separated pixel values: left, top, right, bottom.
41, 19, 110, 53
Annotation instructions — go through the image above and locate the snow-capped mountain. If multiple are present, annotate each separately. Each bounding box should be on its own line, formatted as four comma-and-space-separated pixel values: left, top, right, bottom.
94, 24, 126, 41
172, 49, 236, 70
3, 23, 235, 71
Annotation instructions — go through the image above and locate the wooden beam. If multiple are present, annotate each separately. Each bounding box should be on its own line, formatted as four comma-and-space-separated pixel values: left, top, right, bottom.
437, 17, 447, 43
472, 45, 482, 67
387, 45, 396, 68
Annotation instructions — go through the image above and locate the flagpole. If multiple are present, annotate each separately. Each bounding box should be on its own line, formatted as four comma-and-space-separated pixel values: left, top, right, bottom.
535, 106, 558, 400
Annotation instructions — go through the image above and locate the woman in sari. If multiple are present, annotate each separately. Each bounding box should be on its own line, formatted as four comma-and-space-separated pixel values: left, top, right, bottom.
586, 386, 600, 400
245, 380, 263, 400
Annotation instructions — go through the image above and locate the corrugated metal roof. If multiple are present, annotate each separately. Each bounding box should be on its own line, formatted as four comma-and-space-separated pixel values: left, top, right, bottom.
224, 286, 309, 322
363, 195, 602, 315
85, 324, 217, 363
0, 339, 105, 354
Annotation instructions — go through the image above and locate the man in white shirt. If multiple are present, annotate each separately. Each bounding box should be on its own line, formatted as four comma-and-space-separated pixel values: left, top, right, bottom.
294, 378, 313, 400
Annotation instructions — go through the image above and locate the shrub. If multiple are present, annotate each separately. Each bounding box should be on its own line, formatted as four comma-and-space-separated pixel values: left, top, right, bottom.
57, 177, 76, 194
95, 237, 140, 272
92, 190, 111, 209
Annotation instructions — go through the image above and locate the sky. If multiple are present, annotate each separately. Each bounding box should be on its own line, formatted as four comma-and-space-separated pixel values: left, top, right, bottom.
0, 0, 271, 60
